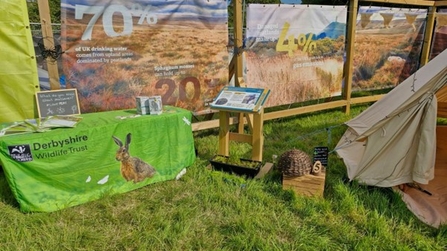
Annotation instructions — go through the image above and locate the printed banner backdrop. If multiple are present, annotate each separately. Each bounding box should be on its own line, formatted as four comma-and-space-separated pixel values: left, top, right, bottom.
0, 1, 39, 123
245, 4, 347, 107
352, 7, 427, 91
0, 107, 195, 212
61, 0, 228, 114
430, 9, 447, 60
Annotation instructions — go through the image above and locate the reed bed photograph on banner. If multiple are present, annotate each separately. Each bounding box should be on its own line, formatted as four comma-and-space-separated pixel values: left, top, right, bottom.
352, 6, 427, 91
61, 0, 228, 114
245, 4, 347, 108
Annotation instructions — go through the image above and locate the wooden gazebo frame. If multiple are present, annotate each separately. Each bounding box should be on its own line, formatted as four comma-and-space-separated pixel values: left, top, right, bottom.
36, 0, 447, 164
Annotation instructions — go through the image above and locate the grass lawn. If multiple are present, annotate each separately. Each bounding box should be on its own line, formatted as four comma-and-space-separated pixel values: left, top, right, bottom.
0, 105, 446, 250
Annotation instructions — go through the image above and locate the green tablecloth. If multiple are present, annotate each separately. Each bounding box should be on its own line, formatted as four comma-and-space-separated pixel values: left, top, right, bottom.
0, 106, 195, 212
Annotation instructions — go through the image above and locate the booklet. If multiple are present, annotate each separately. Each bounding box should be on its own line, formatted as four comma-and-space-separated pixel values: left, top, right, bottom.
0, 115, 83, 136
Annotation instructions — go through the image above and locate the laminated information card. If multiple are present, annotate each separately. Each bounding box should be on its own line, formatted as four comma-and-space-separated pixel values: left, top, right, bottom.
210, 86, 270, 113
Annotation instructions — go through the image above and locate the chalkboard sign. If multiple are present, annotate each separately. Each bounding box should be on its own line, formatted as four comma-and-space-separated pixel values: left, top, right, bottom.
313, 147, 328, 167
36, 89, 81, 118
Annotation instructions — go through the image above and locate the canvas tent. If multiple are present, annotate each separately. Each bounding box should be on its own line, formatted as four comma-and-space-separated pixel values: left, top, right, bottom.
335, 49, 447, 228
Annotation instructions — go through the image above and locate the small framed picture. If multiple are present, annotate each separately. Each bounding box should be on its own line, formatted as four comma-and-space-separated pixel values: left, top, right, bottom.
136, 96, 150, 115
148, 96, 162, 115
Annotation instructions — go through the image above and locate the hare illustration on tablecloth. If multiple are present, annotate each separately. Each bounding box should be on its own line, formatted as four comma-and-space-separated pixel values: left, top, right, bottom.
112, 133, 156, 183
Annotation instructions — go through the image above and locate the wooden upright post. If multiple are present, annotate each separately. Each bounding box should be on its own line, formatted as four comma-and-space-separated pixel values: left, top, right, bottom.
342, 0, 358, 115
233, 0, 245, 135
233, 0, 244, 87
420, 6, 437, 66
218, 110, 230, 156
37, 0, 60, 90
251, 109, 264, 162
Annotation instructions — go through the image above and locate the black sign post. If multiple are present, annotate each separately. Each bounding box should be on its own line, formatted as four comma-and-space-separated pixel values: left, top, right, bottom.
36, 89, 81, 118
313, 146, 329, 167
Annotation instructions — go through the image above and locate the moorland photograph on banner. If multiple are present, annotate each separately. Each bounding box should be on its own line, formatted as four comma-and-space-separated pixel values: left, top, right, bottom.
61, 0, 228, 114
245, 4, 347, 108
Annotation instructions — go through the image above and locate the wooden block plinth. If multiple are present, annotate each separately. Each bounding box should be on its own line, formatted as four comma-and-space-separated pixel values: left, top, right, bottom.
282, 170, 326, 197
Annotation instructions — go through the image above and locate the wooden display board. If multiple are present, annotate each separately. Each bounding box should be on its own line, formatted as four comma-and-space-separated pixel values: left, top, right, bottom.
210, 86, 270, 113
210, 87, 270, 161
210, 86, 273, 178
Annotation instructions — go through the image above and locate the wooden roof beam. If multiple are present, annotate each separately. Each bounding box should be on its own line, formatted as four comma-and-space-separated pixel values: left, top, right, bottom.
434, 1, 447, 6
359, 0, 435, 7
